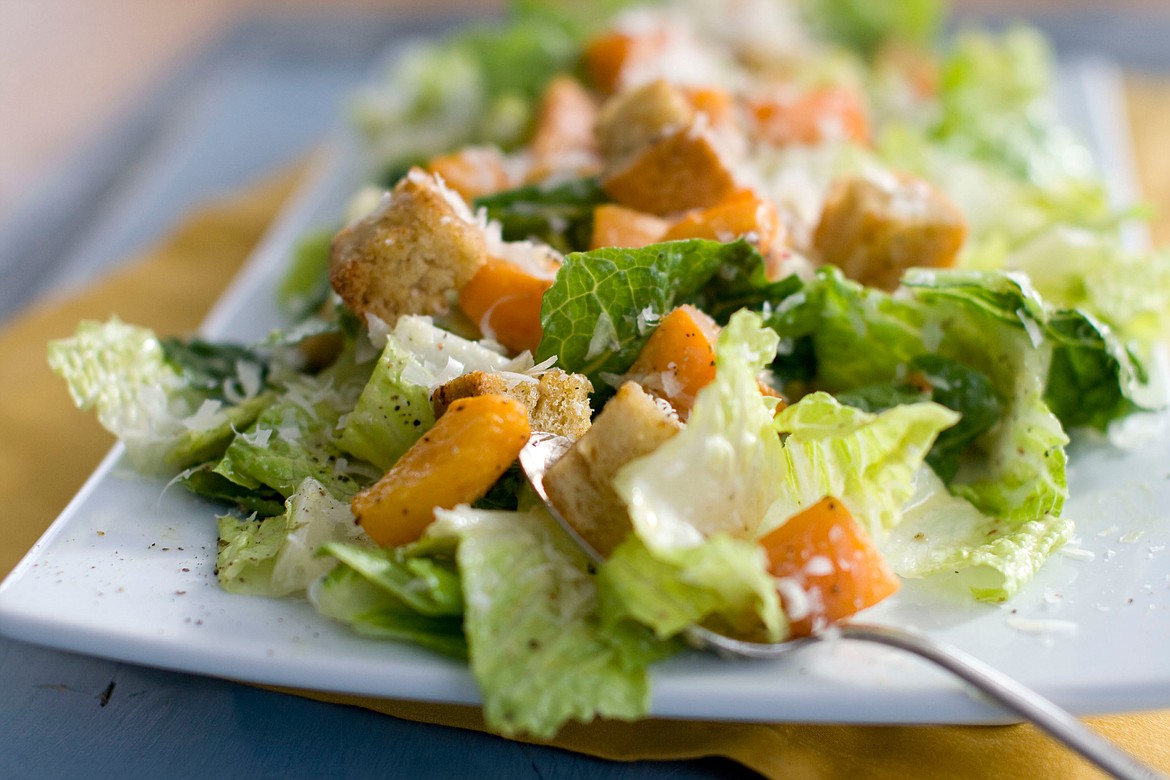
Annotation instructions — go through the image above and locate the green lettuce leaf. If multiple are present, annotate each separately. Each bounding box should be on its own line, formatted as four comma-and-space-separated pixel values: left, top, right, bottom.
179, 463, 286, 517
805, 0, 946, 57
538, 239, 766, 389
474, 177, 608, 254
216, 477, 369, 597
610, 311, 788, 640
1007, 228, 1170, 347
598, 533, 784, 642
764, 392, 959, 539
337, 335, 435, 472
214, 350, 378, 500
351, 15, 578, 172
277, 228, 336, 321
428, 505, 673, 739
47, 319, 272, 474
883, 468, 1074, 602
838, 354, 1003, 482
310, 539, 467, 659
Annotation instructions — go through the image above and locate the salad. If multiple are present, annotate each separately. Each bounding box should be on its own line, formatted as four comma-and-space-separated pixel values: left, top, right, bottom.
46, 0, 1169, 739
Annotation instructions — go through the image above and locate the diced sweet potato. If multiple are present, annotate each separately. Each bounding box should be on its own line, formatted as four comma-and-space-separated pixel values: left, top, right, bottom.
426, 146, 516, 201
458, 257, 553, 355
329, 168, 487, 324
748, 86, 869, 147
590, 204, 669, 250
601, 123, 741, 215
352, 395, 531, 547
813, 172, 967, 291
681, 86, 735, 130
759, 496, 900, 637
624, 305, 720, 420
662, 192, 789, 278
543, 382, 682, 557
583, 30, 667, 93
533, 75, 603, 169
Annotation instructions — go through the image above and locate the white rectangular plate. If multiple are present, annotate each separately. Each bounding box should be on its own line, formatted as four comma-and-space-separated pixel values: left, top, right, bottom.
2, 59, 1168, 725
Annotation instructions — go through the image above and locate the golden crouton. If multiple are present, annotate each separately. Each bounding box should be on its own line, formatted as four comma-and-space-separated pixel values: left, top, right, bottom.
601, 122, 742, 216
431, 369, 594, 441
813, 173, 967, 291
543, 382, 682, 557
596, 79, 694, 166
329, 168, 488, 324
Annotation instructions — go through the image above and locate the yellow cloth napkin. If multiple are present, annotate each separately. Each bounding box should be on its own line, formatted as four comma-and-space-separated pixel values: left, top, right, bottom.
3, 168, 1170, 779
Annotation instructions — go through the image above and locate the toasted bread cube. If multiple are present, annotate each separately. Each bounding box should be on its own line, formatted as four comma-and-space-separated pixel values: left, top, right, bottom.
602, 123, 741, 216
813, 173, 966, 291
596, 79, 695, 166
330, 168, 489, 324
431, 369, 593, 441
543, 382, 682, 557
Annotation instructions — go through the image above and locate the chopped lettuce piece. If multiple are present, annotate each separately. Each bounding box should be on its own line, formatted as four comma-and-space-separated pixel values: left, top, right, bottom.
599, 533, 785, 642
764, 392, 959, 539
216, 478, 369, 597
884, 468, 1074, 602
318, 541, 463, 616
615, 311, 785, 547
611, 311, 788, 640
278, 228, 336, 321
214, 351, 378, 500
838, 354, 1004, 482
180, 463, 286, 517
538, 239, 767, 389
351, 15, 578, 172
428, 505, 672, 739
337, 335, 435, 471
310, 540, 467, 659
474, 177, 609, 254
47, 319, 271, 474
805, 0, 946, 57
1008, 228, 1170, 346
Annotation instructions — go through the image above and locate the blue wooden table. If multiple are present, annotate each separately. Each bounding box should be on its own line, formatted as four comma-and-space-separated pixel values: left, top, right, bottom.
3, 9, 1169, 778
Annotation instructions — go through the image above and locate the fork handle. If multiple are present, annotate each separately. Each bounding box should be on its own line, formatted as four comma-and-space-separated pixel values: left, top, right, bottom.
840, 623, 1165, 780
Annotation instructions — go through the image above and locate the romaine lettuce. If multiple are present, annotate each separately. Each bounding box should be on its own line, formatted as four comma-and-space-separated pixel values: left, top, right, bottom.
337, 335, 435, 472
217, 477, 370, 597
764, 392, 959, 539
48, 319, 272, 474
883, 467, 1074, 602
311, 539, 467, 659
538, 239, 768, 390
428, 505, 673, 739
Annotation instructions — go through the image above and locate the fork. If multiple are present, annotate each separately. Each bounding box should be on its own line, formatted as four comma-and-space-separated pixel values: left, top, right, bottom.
518, 431, 1163, 780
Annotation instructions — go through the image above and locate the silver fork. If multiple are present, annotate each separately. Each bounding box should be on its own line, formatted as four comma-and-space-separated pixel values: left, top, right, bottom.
518, 432, 1164, 780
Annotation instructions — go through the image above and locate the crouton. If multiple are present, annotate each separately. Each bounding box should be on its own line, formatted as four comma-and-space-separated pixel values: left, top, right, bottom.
329, 168, 489, 324
528, 76, 602, 181
596, 79, 695, 166
431, 368, 594, 441
813, 172, 967, 291
601, 122, 742, 216
542, 382, 682, 557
